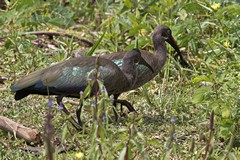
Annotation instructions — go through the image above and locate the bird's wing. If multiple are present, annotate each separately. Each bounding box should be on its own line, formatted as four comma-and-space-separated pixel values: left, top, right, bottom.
10, 68, 46, 92
11, 56, 126, 96
40, 57, 124, 95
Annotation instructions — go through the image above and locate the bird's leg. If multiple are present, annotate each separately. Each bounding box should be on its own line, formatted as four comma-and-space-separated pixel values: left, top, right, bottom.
113, 94, 136, 112
56, 96, 82, 131
56, 96, 70, 115
112, 94, 137, 121
114, 99, 136, 112
76, 102, 83, 127
112, 99, 119, 122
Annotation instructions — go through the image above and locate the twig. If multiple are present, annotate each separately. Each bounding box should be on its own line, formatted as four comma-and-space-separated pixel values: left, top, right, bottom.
23, 31, 93, 47
0, 31, 93, 47
0, 74, 9, 84
44, 109, 55, 160
0, 116, 42, 144
66, 99, 80, 106
224, 134, 235, 160
203, 110, 214, 159
124, 124, 133, 160
19, 146, 43, 153
19, 145, 76, 154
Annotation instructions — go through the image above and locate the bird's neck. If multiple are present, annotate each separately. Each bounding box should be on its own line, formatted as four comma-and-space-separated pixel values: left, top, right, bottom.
153, 37, 167, 66
122, 60, 136, 87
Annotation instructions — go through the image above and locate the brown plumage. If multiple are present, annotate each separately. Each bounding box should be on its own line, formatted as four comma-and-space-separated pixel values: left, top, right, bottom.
102, 25, 188, 91
10, 49, 153, 130
99, 25, 188, 112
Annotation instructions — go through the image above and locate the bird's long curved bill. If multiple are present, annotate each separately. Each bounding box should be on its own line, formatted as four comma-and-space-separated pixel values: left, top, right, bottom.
139, 58, 154, 73
167, 36, 189, 67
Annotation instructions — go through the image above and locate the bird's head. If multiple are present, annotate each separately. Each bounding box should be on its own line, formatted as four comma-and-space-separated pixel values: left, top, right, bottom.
153, 25, 189, 68
124, 49, 154, 73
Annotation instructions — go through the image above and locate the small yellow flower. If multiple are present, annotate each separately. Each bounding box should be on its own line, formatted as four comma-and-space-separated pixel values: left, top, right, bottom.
211, 3, 221, 10
223, 41, 230, 48
75, 152, 84, 159
139, 29, 148, 36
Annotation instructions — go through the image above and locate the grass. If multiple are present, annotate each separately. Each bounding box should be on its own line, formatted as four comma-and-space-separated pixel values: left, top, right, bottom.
0, 0, 240, 159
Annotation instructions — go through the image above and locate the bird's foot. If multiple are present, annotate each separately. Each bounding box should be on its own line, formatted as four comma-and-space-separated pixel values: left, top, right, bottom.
113, 99, 137, 121
76, 105, 83, 127
114, 99, 136, 112
56, 97, 82, 131
59, 103, 82, 131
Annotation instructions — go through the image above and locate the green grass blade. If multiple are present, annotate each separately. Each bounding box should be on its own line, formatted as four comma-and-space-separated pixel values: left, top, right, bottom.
85, 32, 106, 56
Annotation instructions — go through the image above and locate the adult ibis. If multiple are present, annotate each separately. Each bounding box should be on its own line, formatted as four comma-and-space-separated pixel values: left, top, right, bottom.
101, 25, 189, 111
10, 49, 153, 130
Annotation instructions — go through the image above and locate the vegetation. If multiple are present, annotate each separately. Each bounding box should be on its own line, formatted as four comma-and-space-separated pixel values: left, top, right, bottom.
0, 0, 240, 159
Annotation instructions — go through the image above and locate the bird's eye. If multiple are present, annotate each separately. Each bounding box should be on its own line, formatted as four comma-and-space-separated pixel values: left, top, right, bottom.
134, 58, 139, 64
162, 32, 168, 39
162, 29, 172, 39
167, 29, 171, 35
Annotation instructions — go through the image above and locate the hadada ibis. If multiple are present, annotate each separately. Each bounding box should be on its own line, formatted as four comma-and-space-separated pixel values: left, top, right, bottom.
10, 49, 153, 130
101, 25, 189, 110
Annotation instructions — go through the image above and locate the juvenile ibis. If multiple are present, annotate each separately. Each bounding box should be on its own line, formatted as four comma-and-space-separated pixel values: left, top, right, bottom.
10, 49, 153, 130
101, 25, 189, 110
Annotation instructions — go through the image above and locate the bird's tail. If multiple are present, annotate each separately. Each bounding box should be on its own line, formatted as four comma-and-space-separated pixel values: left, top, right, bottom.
10, 68, 45, 92
14, 90, 31, 100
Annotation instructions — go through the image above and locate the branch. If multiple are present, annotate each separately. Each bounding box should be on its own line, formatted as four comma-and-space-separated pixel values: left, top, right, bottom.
203, 110, 214, 159
0, 74, 9, 84
0, 31, 93, 48
0, 116, 42, 144
23, 31, 93, 47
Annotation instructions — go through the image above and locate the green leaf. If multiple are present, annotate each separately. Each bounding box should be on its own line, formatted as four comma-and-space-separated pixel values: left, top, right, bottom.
184, 3, 206, 13
142, 85, 153, 106
229, 152, 238, 160
148, 140, 159, 146
134, 38, 138, 48
118, 147, 127, 160
48, 18, 66, 26
137, 132, 145, 141
191, 75, 211, 83
113, 143, 125, 153
192, 86, 212, 104
124, 0, 133, 8
216, 4, 240, 19
118, 127, 128, 132
209, 101, 221, 115
128, 24, 148, 36
61, 124, 68, 142
83, 85, 91, 98
222, 108, 230, 118
85, 32, 105, 56
163, 148, 172, 160
178, 9, 188, 21
219, 127, 231, 139
98, 125, 105, 141
15, 0, 38, 10
198, 3, 212, 12
0, 17, 4, 25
